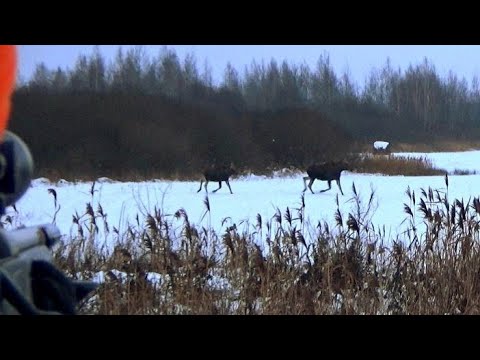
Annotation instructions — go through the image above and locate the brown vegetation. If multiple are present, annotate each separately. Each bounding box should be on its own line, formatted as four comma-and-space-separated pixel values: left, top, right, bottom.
10, 94, 354, 181
6, 176, 473, 314
352, 155, 446, 176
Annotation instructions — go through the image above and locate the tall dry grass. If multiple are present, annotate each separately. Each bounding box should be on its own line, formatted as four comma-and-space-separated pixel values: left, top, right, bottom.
3, 175, 478, 314
353, 154, 447, 176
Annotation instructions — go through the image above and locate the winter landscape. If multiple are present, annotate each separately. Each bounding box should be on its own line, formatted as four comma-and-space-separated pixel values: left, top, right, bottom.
7, 150, 479, 248
9, 45, 480, 314
3, 149, 480, 314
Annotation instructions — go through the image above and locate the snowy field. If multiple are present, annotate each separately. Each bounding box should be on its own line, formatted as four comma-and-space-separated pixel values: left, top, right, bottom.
7, 150, 480, 247
392, 150, 480, 173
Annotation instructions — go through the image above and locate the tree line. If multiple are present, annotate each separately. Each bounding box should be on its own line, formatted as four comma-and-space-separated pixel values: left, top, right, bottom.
8, 46, 480, 179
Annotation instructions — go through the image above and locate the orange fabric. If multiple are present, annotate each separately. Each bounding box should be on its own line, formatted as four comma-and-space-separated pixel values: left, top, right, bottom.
0, 45, 17, 138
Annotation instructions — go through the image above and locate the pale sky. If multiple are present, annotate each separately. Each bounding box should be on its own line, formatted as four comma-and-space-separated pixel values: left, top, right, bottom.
17, 45, 480, 88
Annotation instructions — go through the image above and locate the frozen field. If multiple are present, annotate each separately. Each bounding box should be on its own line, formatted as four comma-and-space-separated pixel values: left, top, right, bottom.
6, 149, 480, 247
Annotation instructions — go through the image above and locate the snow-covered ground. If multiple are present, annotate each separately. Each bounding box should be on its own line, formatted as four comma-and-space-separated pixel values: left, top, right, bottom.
374, 141, 390, 150
392, 150, 480, 173
6, 150, 480, 248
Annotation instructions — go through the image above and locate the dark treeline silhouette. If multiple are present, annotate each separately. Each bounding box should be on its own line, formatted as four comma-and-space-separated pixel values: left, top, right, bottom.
9, 46, 480, 179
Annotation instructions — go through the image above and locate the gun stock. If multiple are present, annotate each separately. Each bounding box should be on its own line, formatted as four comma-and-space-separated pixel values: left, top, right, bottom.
0, 132, 97, 315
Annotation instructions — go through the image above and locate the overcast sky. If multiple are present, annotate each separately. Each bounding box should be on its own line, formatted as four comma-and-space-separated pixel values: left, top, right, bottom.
17, 45, 480, 87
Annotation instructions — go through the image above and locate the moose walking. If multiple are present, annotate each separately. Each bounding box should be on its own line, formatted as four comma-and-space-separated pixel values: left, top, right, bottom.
197, 164, 237, 194
302, 160, 349, 195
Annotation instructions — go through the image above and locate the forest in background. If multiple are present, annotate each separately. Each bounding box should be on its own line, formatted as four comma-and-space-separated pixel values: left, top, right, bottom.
9, 46, 480, 179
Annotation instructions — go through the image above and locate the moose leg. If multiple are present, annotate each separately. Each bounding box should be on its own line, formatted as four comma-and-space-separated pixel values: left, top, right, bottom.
336, 179, 344, 196
302, 176, 309, 192
213, 181, 222, 193
308, 178, 316, 194
204, 180, 209, 192
303, 176, 315, 194
197, 179, 204, 193
226, 179, 233, 194
320, 180, 332, 193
